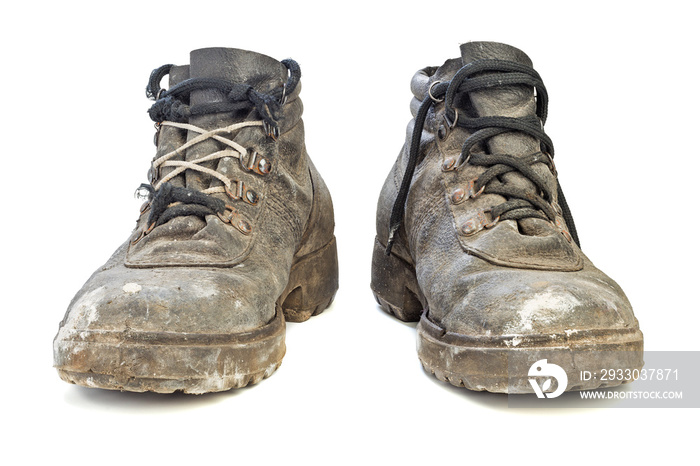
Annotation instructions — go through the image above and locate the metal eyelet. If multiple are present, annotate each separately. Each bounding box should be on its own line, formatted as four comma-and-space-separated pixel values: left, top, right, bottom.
257, 157, 271, 175
442, 158, 457, 171
279, 83, 288, 105
450, 179, 485, 205
459, 150, 474, 167
240, 151, 272, 176
245, 189, 259, 205
428, 81, 444, 102
147, 165, 159, 184
217, 206, 253, 235
466, 178, 485, 199
217, 208, 235, 224
134, 185, 152, 201
444, 109, 459, 129
153, 122, 162, 146
460, 209, 500, 236
225, 180, 259, 206
451, 188, 465, 204
131, 222, 156, 245
236, 219, 252, 235
262, 121, 280, 140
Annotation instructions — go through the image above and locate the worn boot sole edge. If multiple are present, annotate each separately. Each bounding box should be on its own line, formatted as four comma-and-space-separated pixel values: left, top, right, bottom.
371, 236, 644, 394
55, 237, 339, 394
417, 312, 644, 394
54, 308, 286, 394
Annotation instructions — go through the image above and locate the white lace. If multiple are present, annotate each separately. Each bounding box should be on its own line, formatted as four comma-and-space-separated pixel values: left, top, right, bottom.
152, 120, 264, 194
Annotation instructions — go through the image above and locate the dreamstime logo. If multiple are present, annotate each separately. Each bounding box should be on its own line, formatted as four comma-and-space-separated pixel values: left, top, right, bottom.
528, 359, 568, 398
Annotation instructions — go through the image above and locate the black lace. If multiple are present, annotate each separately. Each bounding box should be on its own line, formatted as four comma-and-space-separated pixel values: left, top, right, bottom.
137, 59, 301, 233
386, 59, 579, 255
137, 182, 227, 230
146, 59, 301, 139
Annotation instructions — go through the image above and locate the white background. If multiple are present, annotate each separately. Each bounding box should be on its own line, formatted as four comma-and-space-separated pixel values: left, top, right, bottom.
3, 1, 697, 464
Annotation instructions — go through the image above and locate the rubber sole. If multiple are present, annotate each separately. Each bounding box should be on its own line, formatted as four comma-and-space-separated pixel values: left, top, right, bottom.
370, 237, 644, 394
55, 237, 338, 394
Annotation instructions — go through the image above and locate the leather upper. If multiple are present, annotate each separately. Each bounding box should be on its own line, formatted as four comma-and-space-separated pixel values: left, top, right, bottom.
56, 48, 334, 337
376, 42, 639, 337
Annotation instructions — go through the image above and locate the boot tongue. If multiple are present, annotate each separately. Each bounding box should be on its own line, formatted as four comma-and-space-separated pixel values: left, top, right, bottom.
458, 42, 559, 240
189, 47, 287, 104
458, 41, 539, 156
185, 48, 286, 191
460, 41, 532, 68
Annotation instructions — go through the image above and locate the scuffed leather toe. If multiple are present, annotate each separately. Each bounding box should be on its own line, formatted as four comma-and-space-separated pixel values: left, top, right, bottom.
439, 258, 638, 338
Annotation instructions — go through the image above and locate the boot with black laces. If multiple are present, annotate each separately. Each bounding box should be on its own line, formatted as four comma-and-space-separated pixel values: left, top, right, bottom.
54, 48, 338, 393
371, 42, 643, 394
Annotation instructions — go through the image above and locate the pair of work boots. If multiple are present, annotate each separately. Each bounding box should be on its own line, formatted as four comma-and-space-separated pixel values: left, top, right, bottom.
53, 42, 643, 395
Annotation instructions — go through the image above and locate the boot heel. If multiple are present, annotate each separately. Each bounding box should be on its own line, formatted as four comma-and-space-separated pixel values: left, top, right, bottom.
370, 237, 424, 322
279, 237, 339, 322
